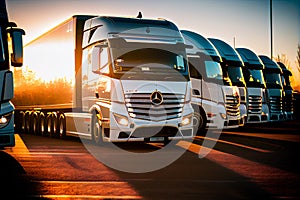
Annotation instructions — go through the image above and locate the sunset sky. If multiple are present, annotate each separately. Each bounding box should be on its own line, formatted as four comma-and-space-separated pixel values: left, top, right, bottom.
5, 0, 300, 87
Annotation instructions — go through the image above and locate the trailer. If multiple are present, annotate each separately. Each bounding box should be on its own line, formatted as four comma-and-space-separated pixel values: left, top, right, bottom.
235, 48, 269, 123
13, 15, 194, 144
277, 61, 294, 120
259, 55, 284, 121
0, 0, 25, 147
208, 38, 246, 126
181, 30, 240, 134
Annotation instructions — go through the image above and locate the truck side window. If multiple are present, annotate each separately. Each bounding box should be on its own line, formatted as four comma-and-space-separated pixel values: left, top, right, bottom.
189, 62, 201, 79
100, 47, 108, 70
99, 47, 109, 74
188, 56, 202, 79
92, 46, 109, 74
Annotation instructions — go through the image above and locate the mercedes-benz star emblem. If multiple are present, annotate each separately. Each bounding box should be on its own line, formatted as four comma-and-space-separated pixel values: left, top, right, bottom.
150, 91, 163, 105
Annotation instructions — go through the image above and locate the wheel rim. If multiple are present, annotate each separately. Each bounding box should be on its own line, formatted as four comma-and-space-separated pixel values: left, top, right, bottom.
47, 117, 52, 134
40, 117, 45, 135
58, 116, 66, 138
33, 116, 38, 135
92, 116, 102, 144
193, 112, 204, 133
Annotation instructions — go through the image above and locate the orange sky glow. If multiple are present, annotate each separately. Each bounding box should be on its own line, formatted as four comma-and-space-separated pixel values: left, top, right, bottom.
5, 0, 300, 90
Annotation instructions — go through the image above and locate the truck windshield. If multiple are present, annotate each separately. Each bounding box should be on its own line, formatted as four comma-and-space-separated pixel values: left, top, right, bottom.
264, 73, 283, 89
246, 69, 266, 88
111, 47, 189, 81
228, 66, 245, 87
188, 56, 223, 84
205, 61, 223, 82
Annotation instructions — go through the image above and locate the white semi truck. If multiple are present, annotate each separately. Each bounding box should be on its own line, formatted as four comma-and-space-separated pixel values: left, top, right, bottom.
235, 48, 269, 123
0, 0, 25, 147
277, 61, 294, 120
13, 15, 194, 144
259, 55, 284, 121
181, 30, 240, 134
208, 38, 246, 126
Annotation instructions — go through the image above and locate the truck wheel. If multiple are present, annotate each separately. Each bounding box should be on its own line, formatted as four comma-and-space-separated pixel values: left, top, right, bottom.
38, 113, 47, 136
24, 111, 31, 134
46, 115, 51, 137
91, 113, 103, 145
46, 114, 54, 137
32, 113, 39, 135
50, 114, 59, 138
58, 113, 66, 139
193, 110, 207, 136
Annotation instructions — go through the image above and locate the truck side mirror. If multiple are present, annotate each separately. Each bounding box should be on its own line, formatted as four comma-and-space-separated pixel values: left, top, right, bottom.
8, 27, 25, 67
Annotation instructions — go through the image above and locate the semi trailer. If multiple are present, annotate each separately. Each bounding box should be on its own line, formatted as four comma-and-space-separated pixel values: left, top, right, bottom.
259, 55, 284, 121
208, 38, 246, 126
13, 15, 194, 144
0, 0, 25, 147
235, 47, 269, 123
277, 61, 294, 120
181, 30, 240, 133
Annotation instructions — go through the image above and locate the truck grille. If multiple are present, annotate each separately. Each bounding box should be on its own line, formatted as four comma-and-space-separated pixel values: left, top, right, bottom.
125, 93, 184, 121
225, 95, 240, 117
248, 95, 262, 114
269, 96, 283, 113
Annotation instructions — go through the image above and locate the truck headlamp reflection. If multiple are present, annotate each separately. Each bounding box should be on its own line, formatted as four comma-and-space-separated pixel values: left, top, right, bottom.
0, 113, 12, 128
113, 113, 129, 126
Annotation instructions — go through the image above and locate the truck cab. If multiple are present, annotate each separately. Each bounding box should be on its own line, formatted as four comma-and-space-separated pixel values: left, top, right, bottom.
81, 16, 194, 143
259, 55, 284, 121
0, 0, 25, 147
235, 48, 269, 123
14, 15, 194, 145
208, 38, 246, 126
277, 61, 294, 120
181, 30, 238, 134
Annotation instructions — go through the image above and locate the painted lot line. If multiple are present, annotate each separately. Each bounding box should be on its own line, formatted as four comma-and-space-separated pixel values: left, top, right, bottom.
177, 140, 300, 199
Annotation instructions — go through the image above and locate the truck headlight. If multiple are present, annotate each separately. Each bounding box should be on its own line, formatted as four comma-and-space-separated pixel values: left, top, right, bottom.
181, 114, 193, 126
113, 113, 129, 126
220, 113, 227, 119
0, 113, 12, 128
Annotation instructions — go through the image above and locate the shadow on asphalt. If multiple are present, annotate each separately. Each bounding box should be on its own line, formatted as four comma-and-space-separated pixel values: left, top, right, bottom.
0, 150, 46, 199
233, 119, 300, 134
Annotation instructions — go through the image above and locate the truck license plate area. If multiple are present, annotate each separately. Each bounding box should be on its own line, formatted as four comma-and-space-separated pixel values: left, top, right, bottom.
149, 137, 164, 142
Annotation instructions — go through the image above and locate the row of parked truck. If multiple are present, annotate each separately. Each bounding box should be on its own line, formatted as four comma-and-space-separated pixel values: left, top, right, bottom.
181, 31, 294, 134
0, 12, 296, 147
183, 30, 295, 134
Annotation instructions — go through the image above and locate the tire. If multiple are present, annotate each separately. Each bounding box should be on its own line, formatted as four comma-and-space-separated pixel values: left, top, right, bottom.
58, 113, 66, 139
49, 113, 59, 138
39, 113, 47, 136
24, 111, 31, 134
91, 112, 103, 145
192, 108, 207, 136
46, 114, 54, 137
46, 113, 58, 138
32, 112, 39, 135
